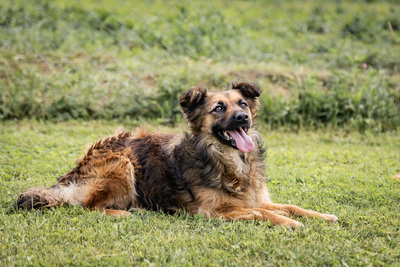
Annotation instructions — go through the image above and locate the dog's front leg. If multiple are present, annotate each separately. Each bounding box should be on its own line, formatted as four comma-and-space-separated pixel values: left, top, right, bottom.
218, 207, 303, 229
261, 203, 338, 222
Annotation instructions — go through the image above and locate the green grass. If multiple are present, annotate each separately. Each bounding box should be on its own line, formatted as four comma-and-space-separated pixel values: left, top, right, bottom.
1, 121, 399, 266
0, 0, 399, 131
1, 0, 400, 265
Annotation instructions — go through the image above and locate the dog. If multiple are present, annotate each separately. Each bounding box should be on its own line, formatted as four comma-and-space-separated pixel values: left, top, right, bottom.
13, 81, 338, 228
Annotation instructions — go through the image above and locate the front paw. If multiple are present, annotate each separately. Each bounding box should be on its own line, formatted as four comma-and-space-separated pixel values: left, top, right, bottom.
280, 218, 304, 229
321, 214, 338, 222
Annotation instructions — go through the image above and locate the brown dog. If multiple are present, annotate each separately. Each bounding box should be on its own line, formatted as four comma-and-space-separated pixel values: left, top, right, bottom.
14, 81, 338, 228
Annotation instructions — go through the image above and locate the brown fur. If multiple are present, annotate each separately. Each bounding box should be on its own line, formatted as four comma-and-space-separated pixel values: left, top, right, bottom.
13, 81, 337, 228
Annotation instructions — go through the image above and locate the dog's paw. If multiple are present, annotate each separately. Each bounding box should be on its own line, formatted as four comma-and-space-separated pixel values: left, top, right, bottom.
280, 219, 304, 229
104, 209, 131, 216
321, 214, 338, 222
118, 210, 132, 216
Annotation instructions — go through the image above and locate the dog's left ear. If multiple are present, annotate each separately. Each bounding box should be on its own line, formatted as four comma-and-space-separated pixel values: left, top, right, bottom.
231, 81, 262, 99
232, 81, 262, 115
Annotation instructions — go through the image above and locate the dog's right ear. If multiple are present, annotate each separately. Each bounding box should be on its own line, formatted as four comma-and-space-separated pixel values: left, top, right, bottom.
180, 86, 208, 115
180, 87, 208, 131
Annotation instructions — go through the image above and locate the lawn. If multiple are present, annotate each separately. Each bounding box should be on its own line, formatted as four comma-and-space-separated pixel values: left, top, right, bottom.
0, 121, 399, 266
1, 0, 400, 265
1, 0, 399, 131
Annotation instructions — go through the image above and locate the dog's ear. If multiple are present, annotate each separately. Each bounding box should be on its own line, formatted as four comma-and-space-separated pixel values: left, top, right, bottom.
231, 81, 261, 116
180, 87, 208, 133
180, 86, 208, 114
231, 81, 262, 99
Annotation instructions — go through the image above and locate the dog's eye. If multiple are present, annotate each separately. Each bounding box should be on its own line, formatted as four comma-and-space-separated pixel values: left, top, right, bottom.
214, 105, 224, 112
240, 102, 248, 109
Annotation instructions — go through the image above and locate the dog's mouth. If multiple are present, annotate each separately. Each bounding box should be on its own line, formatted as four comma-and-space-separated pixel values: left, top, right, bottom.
215, 126, 255, 153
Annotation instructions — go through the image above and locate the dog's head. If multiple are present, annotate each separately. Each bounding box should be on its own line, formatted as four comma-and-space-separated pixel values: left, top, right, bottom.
180, 81, 262, 153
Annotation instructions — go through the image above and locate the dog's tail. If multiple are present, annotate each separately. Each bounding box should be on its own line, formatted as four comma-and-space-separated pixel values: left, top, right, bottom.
11, 184, 80, 211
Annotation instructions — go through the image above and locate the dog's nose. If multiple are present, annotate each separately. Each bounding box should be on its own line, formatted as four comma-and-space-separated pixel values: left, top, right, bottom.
235, 112, 249, 123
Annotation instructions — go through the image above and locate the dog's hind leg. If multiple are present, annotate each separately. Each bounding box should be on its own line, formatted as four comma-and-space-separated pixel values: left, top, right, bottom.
12, 186, 65, 210
12, 182, 90, 211
13, 152, 138, 217
13, 131, 139, 215
80, 152, 139, 216
261, 203, 338, 222
82, 175, 134, 217
12, 183, 132, 217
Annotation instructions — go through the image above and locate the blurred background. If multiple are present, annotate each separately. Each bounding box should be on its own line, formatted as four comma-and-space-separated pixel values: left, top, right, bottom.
0, 0, 399, 132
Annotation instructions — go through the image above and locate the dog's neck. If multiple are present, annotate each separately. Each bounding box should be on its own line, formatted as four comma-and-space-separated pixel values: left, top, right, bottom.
189, 131, 265, 193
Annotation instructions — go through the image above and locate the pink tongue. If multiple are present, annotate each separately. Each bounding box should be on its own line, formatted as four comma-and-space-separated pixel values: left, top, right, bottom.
227, 128, 255, 153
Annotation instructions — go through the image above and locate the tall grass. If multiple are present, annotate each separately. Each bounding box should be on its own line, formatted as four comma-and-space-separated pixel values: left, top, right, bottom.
261, 69, 400, 132
0, 0, 399, 131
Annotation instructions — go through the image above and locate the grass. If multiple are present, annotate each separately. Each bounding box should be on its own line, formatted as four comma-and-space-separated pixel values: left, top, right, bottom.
0, 0, 399, 265
1, 120, 399, 266
0, 0, 399, 131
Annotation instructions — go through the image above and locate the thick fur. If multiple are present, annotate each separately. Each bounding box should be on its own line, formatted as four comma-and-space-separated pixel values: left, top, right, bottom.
13, 81, 337, 228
